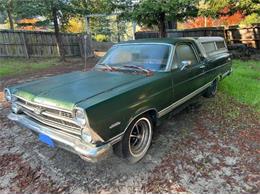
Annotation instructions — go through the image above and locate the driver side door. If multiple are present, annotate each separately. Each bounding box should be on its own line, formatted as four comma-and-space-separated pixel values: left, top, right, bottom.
171, 43, 204, 102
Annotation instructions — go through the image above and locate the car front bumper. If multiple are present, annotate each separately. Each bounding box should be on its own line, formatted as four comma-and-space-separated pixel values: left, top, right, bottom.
8, 113, 111, 163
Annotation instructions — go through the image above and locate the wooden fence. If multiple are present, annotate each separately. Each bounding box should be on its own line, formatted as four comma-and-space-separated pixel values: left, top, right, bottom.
135, 24, 260, 49
0, 30, 93, 58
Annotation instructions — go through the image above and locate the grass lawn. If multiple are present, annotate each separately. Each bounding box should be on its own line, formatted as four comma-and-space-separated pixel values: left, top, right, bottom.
0, 58, 60, 78
0, 58, 64, 78
219, 60, 260, 112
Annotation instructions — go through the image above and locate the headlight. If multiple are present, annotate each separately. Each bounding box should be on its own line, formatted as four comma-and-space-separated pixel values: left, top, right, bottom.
4, 88, 12, 102
81, 129, 92, 143
74, 108, 104, 144
73, 108, 87, 127
11, 102, 22, 114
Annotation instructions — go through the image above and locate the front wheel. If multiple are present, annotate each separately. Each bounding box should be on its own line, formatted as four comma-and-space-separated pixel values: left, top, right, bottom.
203, 79, 218, 98
114, 115, 153, 164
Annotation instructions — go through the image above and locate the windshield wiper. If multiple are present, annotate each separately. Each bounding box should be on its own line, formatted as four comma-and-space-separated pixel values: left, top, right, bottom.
123, 65, 152, 74
97, 63, 115, 71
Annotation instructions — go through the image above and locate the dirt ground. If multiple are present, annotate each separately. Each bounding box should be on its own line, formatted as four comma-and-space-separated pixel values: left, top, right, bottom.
0, 61, 259, 193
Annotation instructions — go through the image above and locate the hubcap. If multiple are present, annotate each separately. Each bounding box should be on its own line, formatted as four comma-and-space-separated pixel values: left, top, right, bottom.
128, 117, 152, 157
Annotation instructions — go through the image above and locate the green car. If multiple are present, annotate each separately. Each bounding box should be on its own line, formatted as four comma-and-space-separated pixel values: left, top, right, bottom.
5, 37, 232, 163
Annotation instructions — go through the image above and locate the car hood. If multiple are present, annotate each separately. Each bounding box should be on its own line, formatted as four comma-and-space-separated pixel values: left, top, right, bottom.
12, 70, 146, 110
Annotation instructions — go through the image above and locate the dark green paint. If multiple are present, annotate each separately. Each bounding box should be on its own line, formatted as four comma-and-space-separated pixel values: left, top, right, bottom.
8, 38, 232, 142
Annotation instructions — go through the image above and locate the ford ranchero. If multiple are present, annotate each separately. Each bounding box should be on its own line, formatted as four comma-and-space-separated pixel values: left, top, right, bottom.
5, 37, 232, 163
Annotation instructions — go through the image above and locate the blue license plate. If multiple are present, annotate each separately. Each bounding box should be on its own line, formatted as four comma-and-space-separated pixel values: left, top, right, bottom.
38, 133, 55, 148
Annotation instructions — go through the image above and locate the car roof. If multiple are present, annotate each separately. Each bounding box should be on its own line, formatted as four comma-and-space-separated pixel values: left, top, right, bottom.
119, 37, 225, 45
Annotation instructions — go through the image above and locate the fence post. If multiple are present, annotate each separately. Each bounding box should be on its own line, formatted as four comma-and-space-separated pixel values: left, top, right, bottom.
78, 35, 84, 58
21, 32, 29, 58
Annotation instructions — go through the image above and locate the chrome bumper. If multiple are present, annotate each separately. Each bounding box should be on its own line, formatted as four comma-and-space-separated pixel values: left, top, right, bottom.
8, 113, 111, 163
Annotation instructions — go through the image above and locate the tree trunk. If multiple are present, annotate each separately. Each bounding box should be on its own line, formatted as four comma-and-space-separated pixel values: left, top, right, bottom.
167, 20, 177, 29
52, 6, 65, 61
158, 13, 166, 38
7, 1, 14, 30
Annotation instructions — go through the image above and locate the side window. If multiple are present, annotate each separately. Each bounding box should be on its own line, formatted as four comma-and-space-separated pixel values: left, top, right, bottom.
174, 44, 198, 67
202, 42, 217, 54
216, 41, 226, 50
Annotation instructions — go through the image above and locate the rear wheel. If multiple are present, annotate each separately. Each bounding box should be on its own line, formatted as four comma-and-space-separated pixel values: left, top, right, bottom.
114, 114, 153, 163
203, 79, 218, 98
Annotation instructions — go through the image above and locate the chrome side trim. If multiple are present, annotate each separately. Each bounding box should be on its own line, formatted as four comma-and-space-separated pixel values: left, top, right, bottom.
108, 81, 212, 143
109, 122, 121, 129
158, 81, 212, 117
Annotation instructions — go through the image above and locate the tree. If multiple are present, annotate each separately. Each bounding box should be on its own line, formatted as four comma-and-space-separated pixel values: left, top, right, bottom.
12, 0, 78, 60
200, 0, 260, 27
0, 0, 15, 29
129, 0, 199, 37
240, 13, 260, 26
201, 0, 260, 17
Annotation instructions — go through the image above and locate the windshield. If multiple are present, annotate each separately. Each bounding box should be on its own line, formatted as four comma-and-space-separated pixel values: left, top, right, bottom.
97, 44, 171, 72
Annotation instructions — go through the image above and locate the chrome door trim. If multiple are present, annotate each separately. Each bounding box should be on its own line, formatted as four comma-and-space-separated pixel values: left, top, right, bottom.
158, 81, 213, 117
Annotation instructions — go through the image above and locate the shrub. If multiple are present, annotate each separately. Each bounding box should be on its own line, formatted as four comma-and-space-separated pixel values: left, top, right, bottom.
95, 34, 109, 42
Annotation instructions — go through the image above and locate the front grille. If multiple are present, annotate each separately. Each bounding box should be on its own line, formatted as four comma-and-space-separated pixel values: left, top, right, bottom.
16, 97, 81, 136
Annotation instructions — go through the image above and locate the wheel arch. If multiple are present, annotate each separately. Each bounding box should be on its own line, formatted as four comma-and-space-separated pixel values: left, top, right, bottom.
110, 108, 158, 145
128, 108, 158, 130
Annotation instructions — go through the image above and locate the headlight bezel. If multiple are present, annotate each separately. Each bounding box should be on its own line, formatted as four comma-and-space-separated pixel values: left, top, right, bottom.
73, 107, 93, 143
4, 88, 12, 102
73, 107, 89, 127
73, 107, 104, 144
11, 102, 22, 114
81, 129, 92, 143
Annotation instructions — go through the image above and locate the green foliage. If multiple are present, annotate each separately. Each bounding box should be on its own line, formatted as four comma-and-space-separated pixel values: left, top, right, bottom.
240, 13, 260, 26
131, 0, 199, 26
90, 17, 111, 37
200, 0, 260, 17
0, 0, 78, 30
237, 0, 260, 15
95, 34, 109, 42
12, 0, 46, 19
127, 0, 199, 36
199, 0, 231, 17
0, 11, 7, 23
219, 60, 260, 112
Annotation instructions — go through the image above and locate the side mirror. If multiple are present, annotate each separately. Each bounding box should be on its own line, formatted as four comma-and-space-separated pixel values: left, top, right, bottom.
180, 60, 192, 71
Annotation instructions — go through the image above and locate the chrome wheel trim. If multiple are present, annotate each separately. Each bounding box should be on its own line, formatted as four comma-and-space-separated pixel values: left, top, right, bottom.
128, 117, 152, 158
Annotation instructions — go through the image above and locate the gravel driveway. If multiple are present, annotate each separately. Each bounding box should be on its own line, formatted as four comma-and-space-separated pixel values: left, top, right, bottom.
0, 73, 259, 193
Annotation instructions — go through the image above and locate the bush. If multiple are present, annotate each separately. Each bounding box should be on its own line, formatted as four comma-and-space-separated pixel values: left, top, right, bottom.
95, 34, 109, 42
